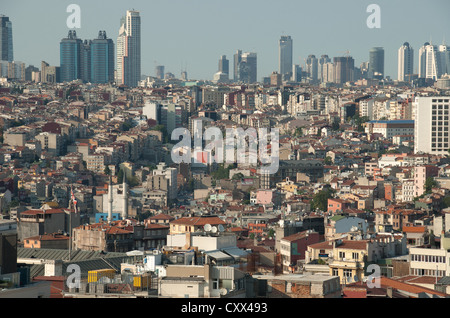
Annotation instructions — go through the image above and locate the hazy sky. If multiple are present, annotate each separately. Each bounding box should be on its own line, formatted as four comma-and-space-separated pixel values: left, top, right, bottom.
3, 0, 450, 81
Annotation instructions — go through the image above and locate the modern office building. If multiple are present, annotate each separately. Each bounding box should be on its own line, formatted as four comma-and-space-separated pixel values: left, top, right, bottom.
306, 54, 318, 83
218, 55, 229, 76
414, 96, 450, 155
0, 15, 13, 62
419, 43, 441, 80
333, 56, 354, 84
233, 50, 242, 82
80, 40, 91, 83
398, 42, 414, 82
368, 47, 384, 79
90, 31, 114, 83
60, 30, 82, 82
279, 35, 293, 79
60, 30, 114, 84
116, 10, 141, 87
319, 55, 331, 82
238, 52, 257, 84
291, 64, 302, 83
439, 43, 450, 75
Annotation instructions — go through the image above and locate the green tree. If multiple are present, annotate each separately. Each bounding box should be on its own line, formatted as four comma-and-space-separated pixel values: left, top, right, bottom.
117, 169, 124, 183
324, 156, 333, 165
424, 177, 438, 193
310, 188, 334, 212
104, 166, 111, 175
331, 118, 340, 131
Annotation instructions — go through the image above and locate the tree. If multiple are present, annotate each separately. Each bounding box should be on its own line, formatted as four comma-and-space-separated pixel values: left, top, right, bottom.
424, 177, 438, 193
117, 169, 124, 183
324, 156, 333, 165
104, 166, 111, 175
310, 188, 334, 212
331, 118, 340, 131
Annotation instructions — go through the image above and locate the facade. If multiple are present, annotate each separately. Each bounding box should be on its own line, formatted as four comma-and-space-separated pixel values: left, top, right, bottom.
414, 96, 450, 155
116, 10, 141, 87
279, 35, 293, 79
280, 230, 320, 273
398, 42, 414, 81
365, 120, 414, 140
0, 15, 13, 62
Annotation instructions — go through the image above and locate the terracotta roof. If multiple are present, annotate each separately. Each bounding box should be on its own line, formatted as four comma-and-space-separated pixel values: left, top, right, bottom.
380, 277, 448, 297
402, 226, 426, 233
170, 216, 226, 226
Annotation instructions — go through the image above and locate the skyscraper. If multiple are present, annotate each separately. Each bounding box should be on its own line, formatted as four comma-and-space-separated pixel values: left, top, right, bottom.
398, 42, 414, 81
438, 43, 450, 75
306, 55, 318, 83
235, 52, 257, 83
80, 40, 91, 83
60, 30, 114, 84
319, 55, 331, 83
0, 15, 13, 62
233, 50, 242, 82
279, 35, 293, 79
218, 55, 229, 76
419, 42, 440, 80
333, 56, 354, 84
60, 30, 82, 82
90, 31, 114, 84
116, 10, 141, 87
368, 47, 384, 79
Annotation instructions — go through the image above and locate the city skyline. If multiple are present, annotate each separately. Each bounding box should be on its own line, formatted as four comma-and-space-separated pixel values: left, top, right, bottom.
2, 0, 450, 81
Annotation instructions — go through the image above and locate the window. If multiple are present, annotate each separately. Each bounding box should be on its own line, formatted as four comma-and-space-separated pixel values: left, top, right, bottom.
352, 252, 359, 260
212, 279, 219, 289
339, 251, 345, 259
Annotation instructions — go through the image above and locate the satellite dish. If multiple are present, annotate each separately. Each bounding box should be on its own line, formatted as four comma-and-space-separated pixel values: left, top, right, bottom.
204, 224, 212, 232
218, 224, 224, 232
220, 288, 228, 296
211, 226, 218, 233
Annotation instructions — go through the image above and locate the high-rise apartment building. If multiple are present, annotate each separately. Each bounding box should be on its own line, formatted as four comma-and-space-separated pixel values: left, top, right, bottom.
398, 42, 414, 81
414, 96, 450, 155
0, 15, 13, 62
116, 10, 141, 87
368, 47, 384, 79
279, 35, 293, 79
